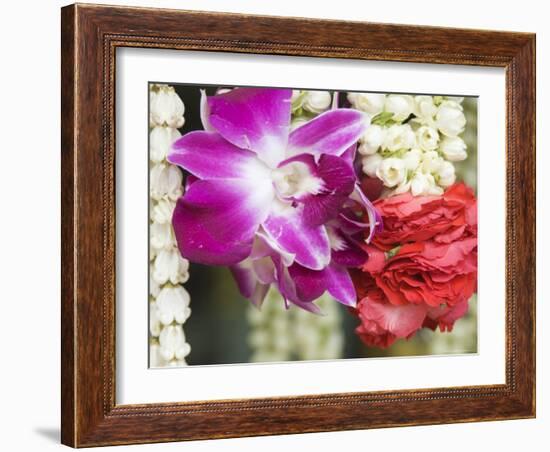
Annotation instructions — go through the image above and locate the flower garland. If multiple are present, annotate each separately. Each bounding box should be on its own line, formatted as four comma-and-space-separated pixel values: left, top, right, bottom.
247, 288, 344, 362
350, 93, 467, 197
291, 293, 344, 360
349, 93, 477, 348
148, 84, 192, 367
247, 288, 292, 362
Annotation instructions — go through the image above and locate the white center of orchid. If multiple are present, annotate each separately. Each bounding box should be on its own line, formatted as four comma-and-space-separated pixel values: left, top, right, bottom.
327, 227, 347, 251
271, 161, 324, 199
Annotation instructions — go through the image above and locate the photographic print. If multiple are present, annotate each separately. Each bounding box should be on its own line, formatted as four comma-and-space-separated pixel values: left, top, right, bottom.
148, 84, 478, 367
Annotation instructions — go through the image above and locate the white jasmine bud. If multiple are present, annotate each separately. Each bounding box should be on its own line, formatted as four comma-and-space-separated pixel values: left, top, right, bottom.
155, 286, 191, 325
150, 221, 176, 250
151, 198, 175, 224
440, 136, 468, 161
358, 124, 386, 155
302, 91, 332, 113
402, 148, 423, 171
149, 302, 162, 337
410, 172, 443, 196
149, 85, 185, 128
348, 92, 386, 116
436, 104, 466, 137
416, 126, 440, 151
437, 161, 456, 187
384, 94, 415, 122
420, 150, 444, 174
159, 325, 191, 361
149, 126, 181, 163
150, 163, 183, 201
361, 153, 383, 177
153, 248, 190, 286
413, 95, 438, 125
382, 124, 416, 152
376, 157, 406, 187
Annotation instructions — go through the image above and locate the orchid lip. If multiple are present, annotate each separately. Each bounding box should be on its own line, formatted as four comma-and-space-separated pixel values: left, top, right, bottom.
271, 160, 324, 200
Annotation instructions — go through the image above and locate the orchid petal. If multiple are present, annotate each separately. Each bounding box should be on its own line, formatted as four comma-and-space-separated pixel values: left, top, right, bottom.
340, 144, 357, 168
323, 263, 357, 306
169, 131, 270, 182
277, 153, 356, 226
262, 201, 330, 270
172, 178, 274, 265
230, 261, 270, 307
289, 262, 357, 307
207, 88, 292, 167
249, 283, 270, 308
352, 184, 383, 243
272, 256, 322, 314
253, 229, 295, 266
287, 264, 326, 302
302, 154, 356, 226
287, 108, 367, 157
230, 260, 256, 298
329, 227, 368, 267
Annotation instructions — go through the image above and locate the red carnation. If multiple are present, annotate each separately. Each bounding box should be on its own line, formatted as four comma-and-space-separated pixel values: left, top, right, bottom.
352, 183, 478, 349
371, 182, 477, 251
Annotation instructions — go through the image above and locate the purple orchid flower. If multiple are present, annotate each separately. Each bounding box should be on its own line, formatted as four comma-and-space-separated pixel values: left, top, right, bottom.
168, 87, 373, 310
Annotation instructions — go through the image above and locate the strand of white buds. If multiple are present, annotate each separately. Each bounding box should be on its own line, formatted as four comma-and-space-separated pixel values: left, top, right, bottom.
349, 93, 468, 196
149, 84, 191, 368
291, 294, 344, 360
247, 288, 292, 362
247, 288, 344, 362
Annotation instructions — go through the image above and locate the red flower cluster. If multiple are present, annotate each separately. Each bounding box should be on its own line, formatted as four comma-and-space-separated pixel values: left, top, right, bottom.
353, 183, 478, 348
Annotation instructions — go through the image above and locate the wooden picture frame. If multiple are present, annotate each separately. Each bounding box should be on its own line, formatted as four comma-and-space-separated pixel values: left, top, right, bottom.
61, 3, 535, 447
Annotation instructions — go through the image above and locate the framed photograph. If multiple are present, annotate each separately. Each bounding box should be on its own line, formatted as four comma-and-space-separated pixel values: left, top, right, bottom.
61, 3, 536, 447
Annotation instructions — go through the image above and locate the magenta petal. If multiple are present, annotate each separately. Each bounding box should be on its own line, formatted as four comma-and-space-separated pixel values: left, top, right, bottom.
289, 263, 357, 307
251, 230, 295, 266
302, 154, 356, 226
262, 203, 330, 270
340, 144, 357, 167
352, 184, 383, 243
172, 178, 274, 265
207, 88, 292, 167
329, 228, 368, 267
323, 264, 357, 306
287, 109, 367, 157
230, 261, 256, 298
291, 299, 322, 315
230, 262, 270, 307
287, 264, 326, 302
277, 153, 356, 226
168, 131, 270, 181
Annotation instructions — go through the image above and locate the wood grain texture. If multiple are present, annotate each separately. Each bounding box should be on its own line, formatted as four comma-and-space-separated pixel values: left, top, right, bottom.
60, 3, 536, 447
